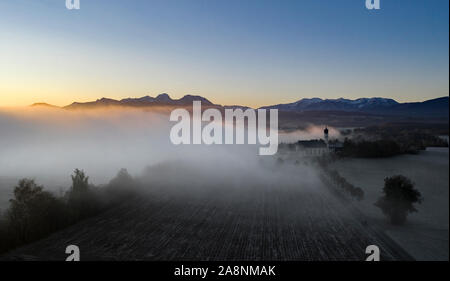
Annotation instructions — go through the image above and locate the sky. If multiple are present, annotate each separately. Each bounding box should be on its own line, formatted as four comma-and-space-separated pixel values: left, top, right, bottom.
0, 0, 448, 108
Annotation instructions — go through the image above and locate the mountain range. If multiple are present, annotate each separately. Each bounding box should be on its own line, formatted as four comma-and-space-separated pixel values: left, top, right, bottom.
32, 94, 449, 118
261, 96, 449, 117
61, 93, 214, 110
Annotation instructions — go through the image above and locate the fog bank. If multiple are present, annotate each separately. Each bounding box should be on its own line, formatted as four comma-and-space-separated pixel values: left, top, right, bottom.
0, 107, 324, 200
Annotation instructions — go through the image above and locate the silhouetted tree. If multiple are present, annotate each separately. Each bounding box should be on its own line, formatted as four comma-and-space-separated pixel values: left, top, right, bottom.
109, 168, 133, 187
70, 168, 89, 196
375, 175, 423, 225
106, 168, 136, 202
7, 179, 66, 243
66, 169, 100, 219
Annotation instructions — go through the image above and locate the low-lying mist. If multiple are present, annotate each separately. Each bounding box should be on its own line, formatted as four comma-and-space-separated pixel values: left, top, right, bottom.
0, 107, 176, 186
0, 107, 326, 204
279, 126, 340, 143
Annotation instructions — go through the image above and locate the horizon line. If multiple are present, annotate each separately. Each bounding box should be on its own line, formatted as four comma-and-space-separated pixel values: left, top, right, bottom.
24, 93, 449, 108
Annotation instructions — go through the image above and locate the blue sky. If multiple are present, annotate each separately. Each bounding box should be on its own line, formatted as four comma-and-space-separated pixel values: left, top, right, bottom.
0, 0, 448, 107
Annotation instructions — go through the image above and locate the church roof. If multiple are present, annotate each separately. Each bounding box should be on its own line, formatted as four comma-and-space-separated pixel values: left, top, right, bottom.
296, 139, 327, 148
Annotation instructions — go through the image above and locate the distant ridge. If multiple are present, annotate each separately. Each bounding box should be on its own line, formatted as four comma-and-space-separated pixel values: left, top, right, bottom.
30, 102, 60, 108
260, 96, 449, 118
63, 93, 215, 110
30, 94, 448, 119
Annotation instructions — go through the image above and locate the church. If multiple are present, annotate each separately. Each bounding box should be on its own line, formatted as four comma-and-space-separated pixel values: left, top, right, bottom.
288, 127, 343, 156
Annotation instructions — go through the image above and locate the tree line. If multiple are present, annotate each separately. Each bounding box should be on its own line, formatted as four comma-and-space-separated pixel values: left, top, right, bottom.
0, 168, 136, 254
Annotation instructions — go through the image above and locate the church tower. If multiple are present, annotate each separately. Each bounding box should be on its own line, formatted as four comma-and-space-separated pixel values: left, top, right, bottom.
324, 127, 329, 150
